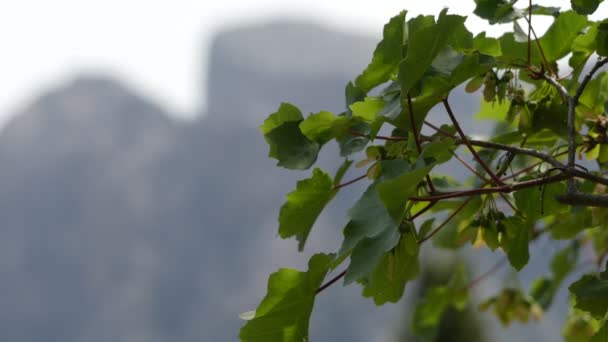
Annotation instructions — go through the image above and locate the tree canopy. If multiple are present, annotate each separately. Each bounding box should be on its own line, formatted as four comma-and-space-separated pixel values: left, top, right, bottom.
239, 0, 608, 340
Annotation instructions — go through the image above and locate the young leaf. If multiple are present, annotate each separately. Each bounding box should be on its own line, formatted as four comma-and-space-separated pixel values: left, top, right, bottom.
238, 254, 332, 342
300, 111, 349, 145
350, 97, 385, 122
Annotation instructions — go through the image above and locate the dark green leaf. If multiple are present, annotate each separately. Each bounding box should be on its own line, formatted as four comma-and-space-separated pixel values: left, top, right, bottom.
239, 254, 332, 342
278, 168, 334, 251
474, 0, 520, 24
377, 161, 435, 221
569, 268, 608, 319
502, 216, 530, 270
265, 121, 319, 170
361, 233, 420, 305
399, 10, 466, 95
572, 0, 604, 15
597, 20, 608, 56
355, 11, 407, 92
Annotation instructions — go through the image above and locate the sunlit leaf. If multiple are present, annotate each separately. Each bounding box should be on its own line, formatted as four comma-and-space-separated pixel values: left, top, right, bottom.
239, 254, 332, 341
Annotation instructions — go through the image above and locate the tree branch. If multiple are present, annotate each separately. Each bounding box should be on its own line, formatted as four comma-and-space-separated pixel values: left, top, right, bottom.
443, 98, 506, 186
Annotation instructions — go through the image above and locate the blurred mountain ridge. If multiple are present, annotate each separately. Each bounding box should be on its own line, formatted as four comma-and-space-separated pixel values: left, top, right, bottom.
0, 20, 387, 342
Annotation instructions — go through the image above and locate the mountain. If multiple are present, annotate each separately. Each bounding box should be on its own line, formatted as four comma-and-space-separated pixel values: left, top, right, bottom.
0, 19, 567, 342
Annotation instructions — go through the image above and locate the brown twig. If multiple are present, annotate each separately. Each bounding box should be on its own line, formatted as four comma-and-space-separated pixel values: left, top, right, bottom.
333, 174, 367, 190
315, 269, 347, 295
407, 93, 436, 193
465, 257, 508, 290
418, 198, 472, 244
410, 173, 570, 202
442, 98, 506, 186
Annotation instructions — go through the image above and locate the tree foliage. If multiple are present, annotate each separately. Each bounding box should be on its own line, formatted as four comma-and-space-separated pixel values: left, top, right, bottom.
240, 0, 608, 340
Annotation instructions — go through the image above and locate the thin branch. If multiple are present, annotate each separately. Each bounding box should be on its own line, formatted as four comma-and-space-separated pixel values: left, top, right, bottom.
499, 192, 522, 216
418, 198, 472, 244
315, 269, 347, 295
409, 201, 437, 221
527, 0, 532, 66
573, 57, 608, 104
555, 192, 608, 207
523, 14, 551, 74
349, 130, 407, 141
466, 139, 566, 170
410, 173, 571, 202
424, 120, 456, 138
465, 257, 508, 290
408, 93, 436, 193
452, 152, 489, 182
542, 74, 570, 102
443, 98, 506, 186
333, 174, 367, 190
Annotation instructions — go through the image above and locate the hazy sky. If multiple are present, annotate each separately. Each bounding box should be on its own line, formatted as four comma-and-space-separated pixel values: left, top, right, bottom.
1, 0, 600, 124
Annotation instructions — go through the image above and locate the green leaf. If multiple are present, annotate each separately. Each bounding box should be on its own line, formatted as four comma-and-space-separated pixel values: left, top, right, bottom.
413, 265, 468, 332
260, 102, 303, 135
339, 160, 410, 284
399, 10, 466, 96
570, 23, 599, 82
591, 319, 608, 342
278, 168, 334, 251
499, 11, 589, 65
474, 0, 519, 24
514, 181, 567, 219
350, 97, 385, 122
475, 97, 511, 121
502, 216, 530, 270
300, 111, 349, 145
264, 121, 320, 170
578, 72, 608, 116
377, 161, 435, 221
473, 32, 502, 56
552, 242, 580, 283
341, 158, 435, 286
261, 103, 320, 170
238, 254, 332, 342
597, 20, 608, 56
479, 288, 544, 326
355, 11, 407, 92
361, 232, 420, 305
569, 268, 608, 319
571, 0, 604, 15
338, 122, 369, 157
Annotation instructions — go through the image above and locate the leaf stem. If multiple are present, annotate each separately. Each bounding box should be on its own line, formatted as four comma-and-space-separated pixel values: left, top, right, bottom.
333, 174, 367, 190
417, 198, 472, 244
315, 269, 347, 295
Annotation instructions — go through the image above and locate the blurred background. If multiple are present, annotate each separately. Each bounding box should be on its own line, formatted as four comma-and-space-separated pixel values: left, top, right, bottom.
0, 1, 600, 341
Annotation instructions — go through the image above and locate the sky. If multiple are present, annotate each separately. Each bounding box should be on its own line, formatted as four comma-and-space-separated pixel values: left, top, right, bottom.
0, 0, 601, 125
